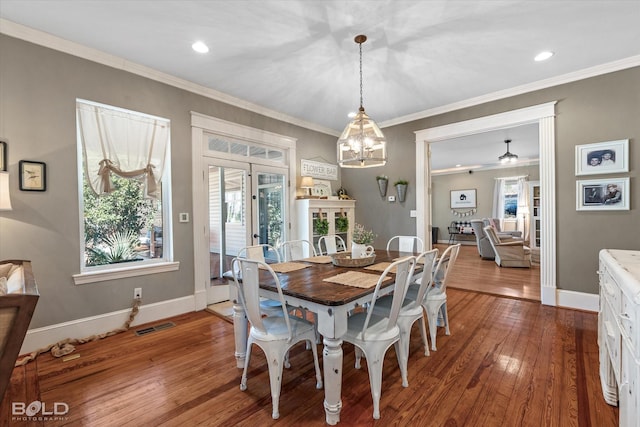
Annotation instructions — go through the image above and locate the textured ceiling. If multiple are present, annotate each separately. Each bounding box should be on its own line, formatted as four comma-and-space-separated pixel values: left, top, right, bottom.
1, 0, 639, 170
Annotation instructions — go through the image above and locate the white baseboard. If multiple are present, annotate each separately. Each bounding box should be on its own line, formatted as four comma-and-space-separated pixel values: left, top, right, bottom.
21, 295, 197, 355
556, 289, 599, 312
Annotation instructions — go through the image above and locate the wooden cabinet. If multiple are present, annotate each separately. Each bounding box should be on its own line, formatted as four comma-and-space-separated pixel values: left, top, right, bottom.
598, 249, 640, 426
296, 199, 355, 256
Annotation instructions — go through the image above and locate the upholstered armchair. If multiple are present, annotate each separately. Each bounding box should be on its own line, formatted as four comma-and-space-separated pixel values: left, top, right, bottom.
470, 220, 495, 260
483, 226, 531, 268
482, 218, 522, 239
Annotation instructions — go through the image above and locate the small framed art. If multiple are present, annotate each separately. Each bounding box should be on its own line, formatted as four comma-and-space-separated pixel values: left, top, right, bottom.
575, 139, 628, 176
576, 177, 629, 211
0, 140, 6, 171
19, 160, 46, 191
450, 189, 476, 209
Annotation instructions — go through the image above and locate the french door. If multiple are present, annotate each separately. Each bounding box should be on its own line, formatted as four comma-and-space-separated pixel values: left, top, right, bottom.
205, 159, 288, 304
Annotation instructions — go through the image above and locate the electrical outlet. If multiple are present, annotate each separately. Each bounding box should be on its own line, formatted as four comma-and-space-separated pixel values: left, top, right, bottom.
134, 288, 142, 300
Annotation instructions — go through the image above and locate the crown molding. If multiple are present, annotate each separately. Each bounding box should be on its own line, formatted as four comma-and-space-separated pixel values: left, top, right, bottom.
0, 18, 338, 137
381, 55, 640, 129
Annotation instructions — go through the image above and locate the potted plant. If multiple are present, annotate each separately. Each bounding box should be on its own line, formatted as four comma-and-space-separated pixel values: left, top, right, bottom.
351, 223, 376, 258
376, 175, 388, 197
394, 179, 408, 203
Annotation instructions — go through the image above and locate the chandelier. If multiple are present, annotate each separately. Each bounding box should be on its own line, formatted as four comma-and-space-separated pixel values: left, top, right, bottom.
337, 35, 387, 168
498, 139, 518, 163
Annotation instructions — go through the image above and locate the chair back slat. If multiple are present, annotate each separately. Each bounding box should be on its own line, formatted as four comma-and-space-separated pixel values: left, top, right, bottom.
386, 236, 424, 253
317, 235, 346, 255
361, 256, 416, 338
231, 258, 291, 337
431, 244, 461, 297
413, 249, 439, 305
238, 244, 281, 263
279, 240, 316, 261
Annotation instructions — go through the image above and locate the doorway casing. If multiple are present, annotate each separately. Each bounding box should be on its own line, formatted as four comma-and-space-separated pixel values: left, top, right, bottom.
414, 102, 557, 306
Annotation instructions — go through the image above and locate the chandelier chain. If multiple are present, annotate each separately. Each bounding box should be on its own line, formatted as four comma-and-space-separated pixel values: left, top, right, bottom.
359, 41, 363, 109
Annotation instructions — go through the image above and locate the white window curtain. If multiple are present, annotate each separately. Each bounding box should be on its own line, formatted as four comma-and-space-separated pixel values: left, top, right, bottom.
492, 178, 506, 220
516, 176, 530, 240
77, 100, 170, 198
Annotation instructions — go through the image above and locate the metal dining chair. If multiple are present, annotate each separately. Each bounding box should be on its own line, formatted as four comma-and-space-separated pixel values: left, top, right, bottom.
279, 239, 317, 261
370, 249, 439, 367
386, 235, 424, 253
317, 234, 346, 255
342, 256, 417, 419
231, 257, 323, 419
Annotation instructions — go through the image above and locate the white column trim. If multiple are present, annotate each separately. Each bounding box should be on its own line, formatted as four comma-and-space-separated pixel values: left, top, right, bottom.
414, 102, 558, 306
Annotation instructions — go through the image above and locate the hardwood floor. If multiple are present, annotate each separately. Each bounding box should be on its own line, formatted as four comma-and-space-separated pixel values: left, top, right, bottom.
437, 243, 541, 301
2, 268, 615, 426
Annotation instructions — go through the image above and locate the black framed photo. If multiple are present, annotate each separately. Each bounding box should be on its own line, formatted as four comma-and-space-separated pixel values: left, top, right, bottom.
19, 160, 46, 191
0, 140, 6, 171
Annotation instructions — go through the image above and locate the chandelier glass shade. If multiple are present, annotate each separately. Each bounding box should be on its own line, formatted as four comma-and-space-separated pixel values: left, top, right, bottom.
499, 139, 518, 163
337, 35, 387, 168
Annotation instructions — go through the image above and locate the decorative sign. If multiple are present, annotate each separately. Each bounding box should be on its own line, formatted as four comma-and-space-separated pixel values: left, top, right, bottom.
450, 189, 477, 209
301, 159, 338, 181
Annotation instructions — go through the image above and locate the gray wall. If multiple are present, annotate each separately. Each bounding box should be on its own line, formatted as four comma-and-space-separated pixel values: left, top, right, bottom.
347, 66, 639, 295
431, 165, 540, 242
0, 35, 337, 328
1, 35, 638, 333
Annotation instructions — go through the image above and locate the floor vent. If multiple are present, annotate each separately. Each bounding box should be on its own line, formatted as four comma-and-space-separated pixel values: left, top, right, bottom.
135, 322, 176, 336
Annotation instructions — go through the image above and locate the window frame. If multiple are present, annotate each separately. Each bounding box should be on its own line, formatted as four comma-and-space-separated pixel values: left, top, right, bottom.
73, 100, 178, 285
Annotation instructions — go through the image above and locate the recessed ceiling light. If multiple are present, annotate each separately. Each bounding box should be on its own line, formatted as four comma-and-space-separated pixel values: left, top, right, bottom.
534, 51, 554, 62
455, 164, 462, 168
192, 41, 209, 54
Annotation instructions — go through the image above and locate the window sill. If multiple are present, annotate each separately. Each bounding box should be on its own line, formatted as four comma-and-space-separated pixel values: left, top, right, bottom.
73, 261, 180, 285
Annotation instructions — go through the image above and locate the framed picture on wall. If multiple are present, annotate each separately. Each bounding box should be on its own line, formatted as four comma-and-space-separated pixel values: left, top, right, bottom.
19, 160, 47, 191
576, 177, 629, 211
450, 189, 477, 209
575, 139, 628, 176
0, 140, 6, 171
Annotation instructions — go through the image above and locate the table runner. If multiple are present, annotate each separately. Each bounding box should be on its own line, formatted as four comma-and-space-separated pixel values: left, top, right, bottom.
364, 262, 398, 273
302, 255, 333, 264
263, 262, 311, 273
322, 271, 380, 288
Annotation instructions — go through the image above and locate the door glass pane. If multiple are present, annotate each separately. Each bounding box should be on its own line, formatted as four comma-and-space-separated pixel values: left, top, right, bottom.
255, 171, 285, 262
208, 165, 247, 280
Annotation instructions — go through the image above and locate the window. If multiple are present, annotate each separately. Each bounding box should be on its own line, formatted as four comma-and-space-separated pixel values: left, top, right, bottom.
502, 179, 519, 218
76, 100, 173, 279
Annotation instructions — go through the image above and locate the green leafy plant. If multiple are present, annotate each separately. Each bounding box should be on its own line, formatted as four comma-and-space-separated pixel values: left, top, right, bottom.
394, 179, 408, 186
335, 216, 349, 233
376, 175, 388, 181
86, 230, 142, 266
352, 223, 376, 245
313, 218, 329, 236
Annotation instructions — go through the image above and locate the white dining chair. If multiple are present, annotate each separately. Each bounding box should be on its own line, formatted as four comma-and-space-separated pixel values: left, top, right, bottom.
279, 239, 317, 261
405, 244, 460, 351
231, 258, 323, 419
386, 235, 424, 253
317, 234, 346, 255
342, 256, 416, 419
370, 249, 439, 368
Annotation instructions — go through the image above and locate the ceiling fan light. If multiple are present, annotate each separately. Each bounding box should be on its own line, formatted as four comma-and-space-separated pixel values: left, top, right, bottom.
498, 139, 518, 163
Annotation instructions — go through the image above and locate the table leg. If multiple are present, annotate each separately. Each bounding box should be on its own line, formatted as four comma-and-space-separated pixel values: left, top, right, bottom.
232, 300, 248, 369
322, 336, 343, 425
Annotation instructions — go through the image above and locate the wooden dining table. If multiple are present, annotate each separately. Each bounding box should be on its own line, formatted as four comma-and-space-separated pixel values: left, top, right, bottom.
226, 249, 420, 425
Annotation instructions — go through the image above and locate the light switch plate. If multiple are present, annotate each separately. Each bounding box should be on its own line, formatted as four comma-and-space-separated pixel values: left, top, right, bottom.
179, 213, 189, 223
388, 196, 396, 202
410, 210, 417, 217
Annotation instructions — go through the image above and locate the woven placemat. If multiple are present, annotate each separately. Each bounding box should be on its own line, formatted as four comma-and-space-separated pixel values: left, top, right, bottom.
302, 255, 333, 264
364, 262, 397, 273
264, 262, 311, 273
323, 271, 380, 288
